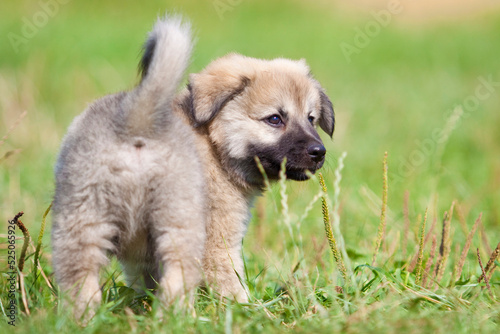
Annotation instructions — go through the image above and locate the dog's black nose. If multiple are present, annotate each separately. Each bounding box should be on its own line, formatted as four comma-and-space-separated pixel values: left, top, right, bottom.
307, 144, 326, 163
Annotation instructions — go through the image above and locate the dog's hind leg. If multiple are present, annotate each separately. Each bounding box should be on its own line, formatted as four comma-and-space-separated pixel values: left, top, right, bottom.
52, 208, 118, 321
147, 173, 206, 306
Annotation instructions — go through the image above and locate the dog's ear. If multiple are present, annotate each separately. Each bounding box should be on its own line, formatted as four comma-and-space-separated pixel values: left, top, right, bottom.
318, 89, 335, 137
185, 71, 250, 127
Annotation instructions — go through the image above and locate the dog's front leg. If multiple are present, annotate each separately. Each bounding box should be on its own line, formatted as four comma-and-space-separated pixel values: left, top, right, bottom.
203, 208, 250, 303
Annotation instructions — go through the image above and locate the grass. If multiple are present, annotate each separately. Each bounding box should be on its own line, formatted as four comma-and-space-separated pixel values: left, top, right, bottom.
1, 0, 500, 332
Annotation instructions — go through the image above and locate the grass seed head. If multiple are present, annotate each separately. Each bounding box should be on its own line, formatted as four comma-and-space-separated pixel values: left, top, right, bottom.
372, 151, 388, 267
318, 173, 348, 284
415, 209, 428, 285
478, 241, 500, 283
454, 213, 481, 282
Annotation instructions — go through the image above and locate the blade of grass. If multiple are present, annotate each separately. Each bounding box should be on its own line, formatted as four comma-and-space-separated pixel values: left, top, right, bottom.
372, 152, 388, 266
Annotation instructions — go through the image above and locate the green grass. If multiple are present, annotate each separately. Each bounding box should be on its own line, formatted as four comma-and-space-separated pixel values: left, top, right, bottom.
1, 0, 500, 332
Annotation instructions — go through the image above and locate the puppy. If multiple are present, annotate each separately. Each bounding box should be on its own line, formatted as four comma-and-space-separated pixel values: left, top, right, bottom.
52, 15, 334, 319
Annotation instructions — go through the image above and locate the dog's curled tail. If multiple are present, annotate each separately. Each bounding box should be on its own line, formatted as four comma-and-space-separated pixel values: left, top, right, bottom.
123, 15, 193, 136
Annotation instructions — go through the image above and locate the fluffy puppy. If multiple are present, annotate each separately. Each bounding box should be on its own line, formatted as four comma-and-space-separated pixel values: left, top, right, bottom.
52, 15, 335, 319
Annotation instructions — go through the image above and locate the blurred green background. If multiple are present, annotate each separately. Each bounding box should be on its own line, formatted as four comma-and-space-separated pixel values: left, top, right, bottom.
1, 0, 499, 266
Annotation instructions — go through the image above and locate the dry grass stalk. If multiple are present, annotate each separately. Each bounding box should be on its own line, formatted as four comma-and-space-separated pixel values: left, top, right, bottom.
448, 244, 460, 288
0, 110, 27, 147
423, 216, 438, 248
402, 190, 410, 259
254, 197, 266, 245
476, 248, 493, 298
422, 234, 437, 288
11, 211, 24, 222
311, 236, 328, 271
434, 204, 454, 284
454, 213, 482, 282
12, 212, 30, 272
478, 241, 500, 283
254, 156, 271, 191
455, 203, 470, 237
415, 209, 428, 285
331, 152, 351, 273
407, 214, 422, 272
408, 214, 438, 271
318, 173, 347, 283
299, 192, 323, 224
479, 222, 492, 256
441, 221, 454, 278
0, 148, 22, 163
19, 272, 30, 315
487, 264, 497, 282
386, 231, 400, 261
34, 203, 52, 274
401, 285, 444, 305
37, 260, 55, 293
434, 106, 463, 171
435, 211, 449, 262
372, 152, 388, 266
278, 159, 292, 236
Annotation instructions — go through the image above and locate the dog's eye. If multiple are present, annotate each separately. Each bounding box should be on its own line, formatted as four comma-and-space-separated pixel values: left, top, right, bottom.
308, 116, 315, 124
266, 115, 283, 126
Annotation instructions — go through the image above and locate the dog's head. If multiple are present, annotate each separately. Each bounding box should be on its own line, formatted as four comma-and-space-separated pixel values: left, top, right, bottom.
181, 54, 334, 187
